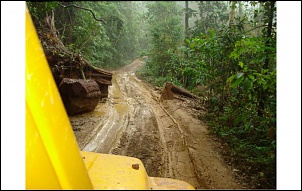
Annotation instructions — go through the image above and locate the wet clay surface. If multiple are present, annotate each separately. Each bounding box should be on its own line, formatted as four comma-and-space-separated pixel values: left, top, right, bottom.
69, 59, 246, 189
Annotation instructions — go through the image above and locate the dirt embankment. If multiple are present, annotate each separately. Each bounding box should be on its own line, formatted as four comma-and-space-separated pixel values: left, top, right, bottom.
69, 59, 247, 189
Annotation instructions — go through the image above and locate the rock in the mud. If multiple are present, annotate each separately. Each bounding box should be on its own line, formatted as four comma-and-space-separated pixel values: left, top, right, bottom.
59, 78, 101, 115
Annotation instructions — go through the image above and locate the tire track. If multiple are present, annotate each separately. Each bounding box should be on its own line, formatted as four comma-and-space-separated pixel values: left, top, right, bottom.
71, 59, 244, 189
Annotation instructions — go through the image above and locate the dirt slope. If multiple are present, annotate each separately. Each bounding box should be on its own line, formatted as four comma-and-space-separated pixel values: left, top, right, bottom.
69, 59, 247, 189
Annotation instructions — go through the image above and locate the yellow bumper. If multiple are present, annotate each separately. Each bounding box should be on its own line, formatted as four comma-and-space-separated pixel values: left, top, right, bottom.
81, 151, 195, 190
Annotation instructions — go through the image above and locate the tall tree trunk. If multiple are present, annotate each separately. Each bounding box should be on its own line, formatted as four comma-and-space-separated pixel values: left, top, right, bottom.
256, 4, 263, 37
238, 1, 243, 17
63, 3, 75, 45
258, 1, 275, 116
228, 1, 236, 27
264, 1, 275, 69
185, 1, 189, 37
183, 1, 189, 88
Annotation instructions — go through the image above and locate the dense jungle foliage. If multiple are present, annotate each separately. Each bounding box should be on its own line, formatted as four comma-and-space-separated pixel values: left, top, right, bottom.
27, 1, 147, 69
27, 1, 276, 188
136, 1, 276, 188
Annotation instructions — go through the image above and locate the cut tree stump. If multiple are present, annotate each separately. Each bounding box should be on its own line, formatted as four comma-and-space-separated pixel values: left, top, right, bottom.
160, 82, 199, 101
59, 78, 101, 115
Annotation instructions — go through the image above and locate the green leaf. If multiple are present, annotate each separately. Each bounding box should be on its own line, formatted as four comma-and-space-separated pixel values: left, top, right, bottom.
248, 75, 255, 81
236, 72, 244, 79
226, 74, 236, 83
238, 61, 244, 68
243, 78, 252, 90
243, 66, 248, 72
230, 76, 244, 88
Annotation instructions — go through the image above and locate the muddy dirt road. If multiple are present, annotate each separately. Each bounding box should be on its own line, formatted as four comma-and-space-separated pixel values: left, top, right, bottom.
69, 59, 246, 189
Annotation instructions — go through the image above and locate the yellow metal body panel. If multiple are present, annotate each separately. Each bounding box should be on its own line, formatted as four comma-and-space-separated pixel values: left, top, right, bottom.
26, 7, 93, 189
26, 102, 61, 189
81, 151, 151, 189
26, 6, 195, 190
81, 151, 195, 190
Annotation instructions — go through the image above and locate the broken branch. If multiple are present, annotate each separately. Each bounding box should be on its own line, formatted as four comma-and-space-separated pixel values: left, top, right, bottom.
59, 3, 106, 24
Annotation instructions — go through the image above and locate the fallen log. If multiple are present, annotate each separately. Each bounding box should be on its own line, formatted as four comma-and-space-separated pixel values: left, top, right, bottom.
85, 70, 112, 98
160, 82, 199, 101
59, 78, 101, 115
94, 79, 111, 98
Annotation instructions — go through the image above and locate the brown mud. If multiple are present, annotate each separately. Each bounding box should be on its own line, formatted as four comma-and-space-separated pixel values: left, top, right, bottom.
70, 59, 247, 189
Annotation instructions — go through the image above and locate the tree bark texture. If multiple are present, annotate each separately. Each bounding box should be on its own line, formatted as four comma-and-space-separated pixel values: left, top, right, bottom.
59, 78, 101, 115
